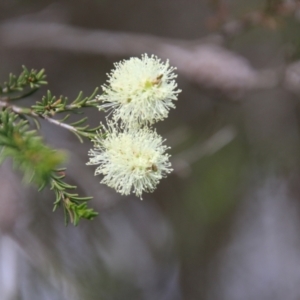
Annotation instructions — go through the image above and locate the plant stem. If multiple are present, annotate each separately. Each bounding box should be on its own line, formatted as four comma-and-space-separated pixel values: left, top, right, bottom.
0, 100, 83, 135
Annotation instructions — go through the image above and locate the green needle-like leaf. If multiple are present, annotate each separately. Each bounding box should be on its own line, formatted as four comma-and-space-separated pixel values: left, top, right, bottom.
50, 168, 98, 226
0, 66, 47, 99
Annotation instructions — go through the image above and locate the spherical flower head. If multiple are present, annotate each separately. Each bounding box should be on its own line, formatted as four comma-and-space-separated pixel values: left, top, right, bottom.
98, 54, 181, 127
87, 123, 173, 199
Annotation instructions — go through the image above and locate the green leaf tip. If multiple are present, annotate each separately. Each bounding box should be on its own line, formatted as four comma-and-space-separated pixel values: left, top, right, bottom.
0, 66, 47, 99
51, 168, 98, 226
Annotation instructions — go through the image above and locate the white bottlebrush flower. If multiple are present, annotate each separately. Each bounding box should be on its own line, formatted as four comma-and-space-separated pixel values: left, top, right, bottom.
87, 123, 172, 199
97, 54, 181, 127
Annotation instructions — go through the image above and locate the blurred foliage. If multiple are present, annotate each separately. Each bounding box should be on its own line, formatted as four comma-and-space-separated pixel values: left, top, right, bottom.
280, 16, 300, 60
185, 136, 248, 225
0, 109, 65, 187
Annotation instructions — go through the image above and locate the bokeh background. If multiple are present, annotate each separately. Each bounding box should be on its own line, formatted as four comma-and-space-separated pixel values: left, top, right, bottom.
2, 0, 300, 299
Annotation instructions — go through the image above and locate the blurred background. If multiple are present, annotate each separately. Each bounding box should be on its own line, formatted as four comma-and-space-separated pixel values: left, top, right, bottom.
1, 0, 300, 299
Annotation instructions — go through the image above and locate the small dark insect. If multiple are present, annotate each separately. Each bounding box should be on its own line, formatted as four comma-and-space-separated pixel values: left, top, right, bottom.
146, 164, 158, 172
151, 164, 158, 172
153, 74, 163, 85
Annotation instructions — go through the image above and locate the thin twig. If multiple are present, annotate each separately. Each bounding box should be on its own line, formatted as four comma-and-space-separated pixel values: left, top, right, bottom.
0, 99, 81, 134
172, 126, 236, 177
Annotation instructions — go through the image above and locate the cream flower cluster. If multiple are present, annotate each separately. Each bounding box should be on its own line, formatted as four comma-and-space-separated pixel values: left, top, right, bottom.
87, 54, 180, 199
97, 54, 181, 127
87, 123, 172, 198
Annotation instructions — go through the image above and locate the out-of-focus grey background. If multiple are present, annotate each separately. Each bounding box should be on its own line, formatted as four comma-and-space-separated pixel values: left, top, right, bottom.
1, 0, 300, 299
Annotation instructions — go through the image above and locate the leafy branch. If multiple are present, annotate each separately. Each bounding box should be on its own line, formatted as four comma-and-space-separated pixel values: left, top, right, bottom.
32, 89, 102, 142
0, 66, 102, 225
0, 66, 47, 100
0, 109, 98, 225
51, 169, 98, 226
0, 109, 65, 187
32, 88, 100, 115
0, 90, 102, 142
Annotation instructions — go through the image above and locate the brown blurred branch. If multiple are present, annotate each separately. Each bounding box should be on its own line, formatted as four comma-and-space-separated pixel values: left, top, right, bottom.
0, 21, 280, 94
0, 21, 182, 57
